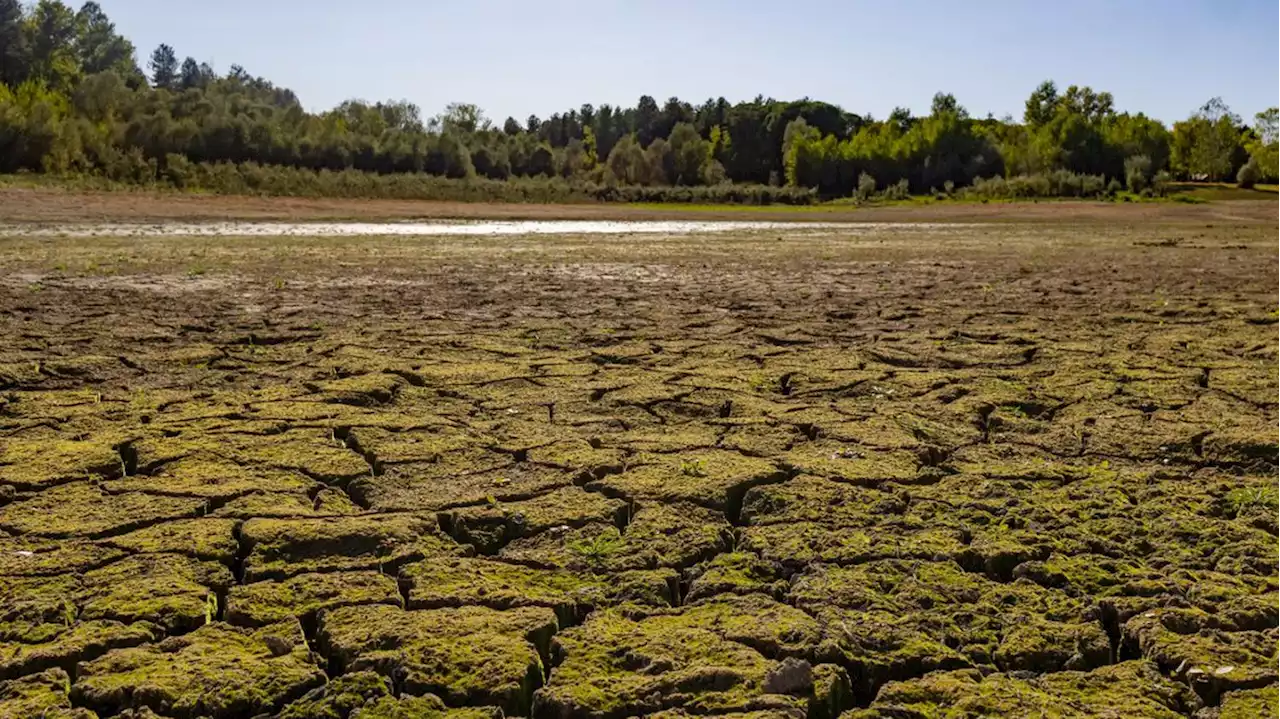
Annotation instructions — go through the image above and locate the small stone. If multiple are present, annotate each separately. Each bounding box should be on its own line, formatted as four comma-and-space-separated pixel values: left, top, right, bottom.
1214, 666, 1235, 675
763, 657, 813, 695
263, 634, 294, 656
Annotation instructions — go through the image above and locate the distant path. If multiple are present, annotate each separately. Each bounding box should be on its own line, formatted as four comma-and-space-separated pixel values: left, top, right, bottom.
0, 186, 1274, 225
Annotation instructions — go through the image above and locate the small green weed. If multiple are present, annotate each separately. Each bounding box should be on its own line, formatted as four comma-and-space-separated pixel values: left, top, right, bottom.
1226, 486, 1278, 515
567, 529, 624, 566
680, 458, 707, 477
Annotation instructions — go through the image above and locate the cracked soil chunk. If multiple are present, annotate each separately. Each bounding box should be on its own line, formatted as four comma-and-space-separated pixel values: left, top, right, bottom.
318, 603, 557, 716
844, 661, 1195, 718
72, 620, 324, 718
240, 514, 466, 581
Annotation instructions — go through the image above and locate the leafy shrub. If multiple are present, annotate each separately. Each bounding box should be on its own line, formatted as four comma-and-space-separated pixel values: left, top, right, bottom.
47, 159, 818, 205
880, 178, 910, 201
1237, 158, 1260, 188
856, 172, 876, 200
1152, 170, 1172, 196
961, 172, 1107, 199
1124, 155, 1151, 193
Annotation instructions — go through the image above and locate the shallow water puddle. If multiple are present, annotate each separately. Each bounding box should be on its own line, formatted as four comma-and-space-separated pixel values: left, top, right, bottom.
0, 220, 976, 237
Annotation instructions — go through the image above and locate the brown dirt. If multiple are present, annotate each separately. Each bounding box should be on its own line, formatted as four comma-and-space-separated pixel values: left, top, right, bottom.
0, 185, 1276, 224
0, 212, 1275, 717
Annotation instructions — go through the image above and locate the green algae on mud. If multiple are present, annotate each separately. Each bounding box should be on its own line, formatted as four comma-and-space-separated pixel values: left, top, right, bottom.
0, 212, 1275, 717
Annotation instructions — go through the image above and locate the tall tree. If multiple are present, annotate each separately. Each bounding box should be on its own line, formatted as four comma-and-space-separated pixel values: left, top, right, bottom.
148, 43, 178, 89
668, 122, 707, 185
75, 1, 139, 80
0, 0, 29, 87
179, 56, 202, 89
26, 0, 81, 91
930, 92, 967, 120
1244, 107, 1278, 181
436, 102, 487, 134
1023, 80, 1058, 127
1171, 98, 1243, 181
635, 95, 659, 145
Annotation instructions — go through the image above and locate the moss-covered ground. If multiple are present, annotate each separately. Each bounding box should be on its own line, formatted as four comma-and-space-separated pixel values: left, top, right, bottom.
0, 210, 1275, 717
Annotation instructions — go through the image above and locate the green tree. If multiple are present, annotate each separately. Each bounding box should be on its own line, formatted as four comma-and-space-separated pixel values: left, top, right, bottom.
502, 116, 521, 136
1171, 98, 1243, 181
527, 142, 554, 177
178, 57, 203, 89
605, 133, 644, 184
471, 144, 510, 179
643, 136, 672, 184
1023, 80, 1058, 127
0, 0, 30, 87
1103, 113, 1170, 178
667, 122, 706, 185
635, 94, 659, 145
75, 2, 139, 81
930, 92, 967, 120
435, 102, 488, 134
72, 68, 128, 123
148, 43, 177, 89
581, 125, 597, 170
1244, 107, 1277, 181
26, 0, 81, 92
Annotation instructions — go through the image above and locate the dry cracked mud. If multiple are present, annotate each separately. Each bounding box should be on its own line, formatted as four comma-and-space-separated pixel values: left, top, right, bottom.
0, 211, 1275, 718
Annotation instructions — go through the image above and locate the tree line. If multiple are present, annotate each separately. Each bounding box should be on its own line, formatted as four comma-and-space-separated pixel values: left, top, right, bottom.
1, 0, 1277, 201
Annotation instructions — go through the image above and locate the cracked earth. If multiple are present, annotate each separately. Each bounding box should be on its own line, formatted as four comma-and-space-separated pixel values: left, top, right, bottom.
0, 216, 1275, 719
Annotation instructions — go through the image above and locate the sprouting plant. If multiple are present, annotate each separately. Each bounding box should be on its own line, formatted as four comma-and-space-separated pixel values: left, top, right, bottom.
747, 372, 771, 392
1085, 460, 1117, 482
485, 494, 500, 508
680, 458, 707, 477
63, 602, 76, 627
186, 264, 207, 277
1226, 486, 1278, 515
204, 592, 218, 624
567, 529, 624, 567
272, 277, 285, 290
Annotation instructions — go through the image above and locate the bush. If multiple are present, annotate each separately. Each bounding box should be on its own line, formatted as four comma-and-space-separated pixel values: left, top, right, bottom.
1106, 178, 1123, 196
856, 172, 876, 200
1152, 170, 1171, 197
701, 159, 729, 186
943, 180, 955, 195
1237, 158, 1260, 189
52, 159, 818, 205
880, 178, 910, 201
960, 172, 1107, 200
1124, 155, 1151, 193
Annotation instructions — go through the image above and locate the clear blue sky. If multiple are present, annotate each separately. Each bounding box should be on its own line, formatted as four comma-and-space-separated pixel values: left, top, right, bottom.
99, 0, 1278, 125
